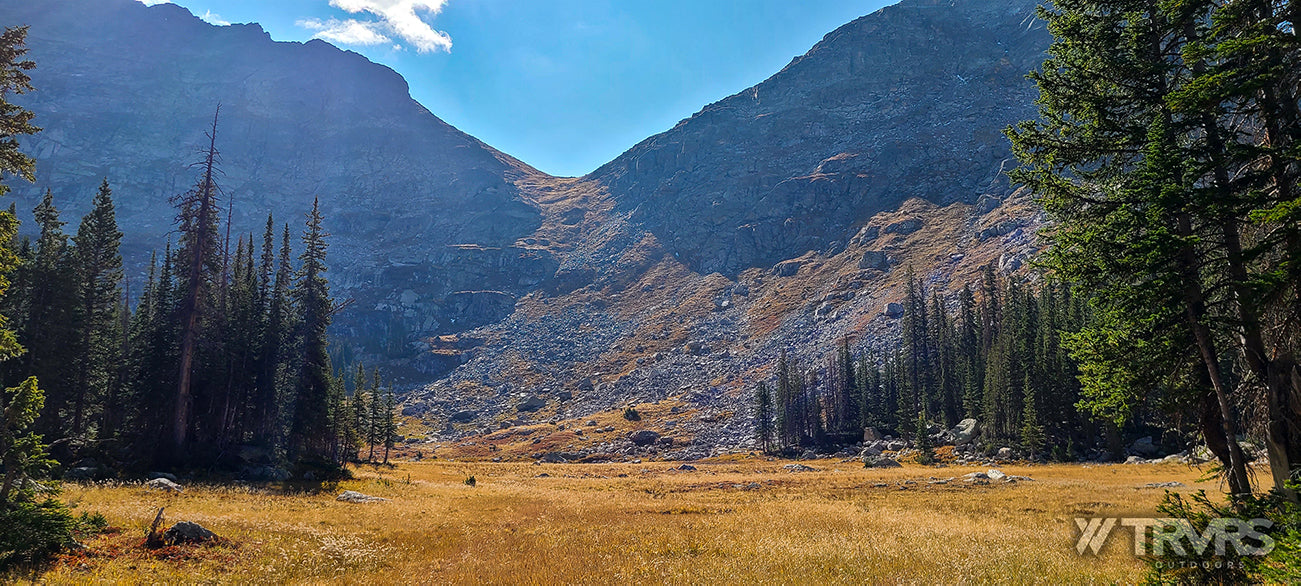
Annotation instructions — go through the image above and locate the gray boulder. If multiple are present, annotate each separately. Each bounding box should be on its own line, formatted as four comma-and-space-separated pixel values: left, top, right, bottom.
629, 429, 661, 446
951, 418, 979, 445
450, 410, 478, 423
883, 302, 905, 319
337, 490, 388, 503
862, 455, 902, 468
1130, 436, 1159, 457
784, 463, 818, 472
516, 395, 545, 412
164, 521, 218, 544
145, 478, 184, 493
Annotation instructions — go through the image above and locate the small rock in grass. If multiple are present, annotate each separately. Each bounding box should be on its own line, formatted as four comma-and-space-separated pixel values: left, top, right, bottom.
145, 478, 184, 493
336, 490, 387, 503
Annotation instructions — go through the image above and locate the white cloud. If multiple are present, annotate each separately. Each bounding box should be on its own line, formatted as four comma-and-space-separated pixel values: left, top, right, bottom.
298, 18, 392, 46
199, 10, 230, 26
310, 0, 453, 53
136, 0, 172, 5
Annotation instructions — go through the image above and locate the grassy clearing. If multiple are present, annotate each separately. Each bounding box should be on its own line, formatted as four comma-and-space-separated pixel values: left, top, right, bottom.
32, 459, 1232, 584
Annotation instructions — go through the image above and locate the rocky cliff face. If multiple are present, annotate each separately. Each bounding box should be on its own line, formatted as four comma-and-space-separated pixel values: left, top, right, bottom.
1, 0, 552, 374
592, 0, 1046, 276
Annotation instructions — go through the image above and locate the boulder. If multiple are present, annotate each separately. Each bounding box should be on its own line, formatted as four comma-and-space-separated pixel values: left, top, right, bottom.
995, 447, 1014, 460
862, 455, 902, 468
677, 464, 697, 471
951, 419, 979, 445
858, 250, 891, 271
1143, 481, 1185, 489
862, 427, 883, 442
163, 521, 219, 545
772, 260, 802, 277
145, 478, 184, 493
784, 463, 817, 472
337, 490, 388, 503
1130, 436, 1159, 457
629, 430, 661, 446
985, 469, 1006, 481
884, 218, 924, 235
450, 410, 478, 423
516, 395, 545, 412
883, 302, 905, 319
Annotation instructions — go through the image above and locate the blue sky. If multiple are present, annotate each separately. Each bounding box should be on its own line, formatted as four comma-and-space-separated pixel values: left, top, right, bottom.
141, 0, 893, 177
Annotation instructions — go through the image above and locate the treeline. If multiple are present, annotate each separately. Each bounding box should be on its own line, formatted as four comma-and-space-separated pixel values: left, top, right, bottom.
0, 111, 395, 476
756, 266, 1092, 458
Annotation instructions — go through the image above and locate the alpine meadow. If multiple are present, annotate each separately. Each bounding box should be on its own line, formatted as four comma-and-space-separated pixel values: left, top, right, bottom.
0, 0, 1299, 583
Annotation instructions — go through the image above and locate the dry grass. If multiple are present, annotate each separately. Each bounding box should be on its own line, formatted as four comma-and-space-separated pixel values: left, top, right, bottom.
30, 459, 1230, 584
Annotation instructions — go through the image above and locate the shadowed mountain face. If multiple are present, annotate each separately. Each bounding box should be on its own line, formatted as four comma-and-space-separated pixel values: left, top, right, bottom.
1, 0, 554, 370
592, 0, 1046, 275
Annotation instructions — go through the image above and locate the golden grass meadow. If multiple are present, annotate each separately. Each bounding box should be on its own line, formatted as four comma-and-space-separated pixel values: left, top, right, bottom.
24, 458, 1240, 584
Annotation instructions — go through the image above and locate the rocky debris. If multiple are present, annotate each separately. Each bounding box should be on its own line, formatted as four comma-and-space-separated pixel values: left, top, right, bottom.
1125, 456, 1145, 464
163, 521, 220, 545
538, 452, 569, 463
1143, 482, 1186, 489
771, 260, 802, 277
337, 491, 388, 503
883, 218, 923, 236
145, 478, 184, 493
974, 194, 1002, 215
858, 251, 891, 271
862, 455, 901, 469
629, 430, 661, 446
952, 419, 979, 445
784, 464, 818, 472
450, 410, 478, 423
516, 395, 546, 412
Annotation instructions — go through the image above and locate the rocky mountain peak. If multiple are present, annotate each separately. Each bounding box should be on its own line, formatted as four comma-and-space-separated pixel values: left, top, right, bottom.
592, 0, 1046, 276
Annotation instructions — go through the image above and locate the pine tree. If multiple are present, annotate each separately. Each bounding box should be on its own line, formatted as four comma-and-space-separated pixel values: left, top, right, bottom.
288, 197, 334, 469
69, 179, 122, 437
170, 108, 223, 462
1020, 375, 1045, 461
754, 381, 772, 453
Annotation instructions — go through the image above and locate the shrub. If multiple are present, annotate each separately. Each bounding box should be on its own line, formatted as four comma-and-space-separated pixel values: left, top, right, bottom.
623, 407, 641, 421
0, 498, 104, 573
1142, 486, 1301, 585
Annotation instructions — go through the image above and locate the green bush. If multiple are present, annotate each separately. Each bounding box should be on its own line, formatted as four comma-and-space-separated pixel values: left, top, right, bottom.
1142, 486, 1301, 585
0, 498, 98, 573
623, 407, 641, 421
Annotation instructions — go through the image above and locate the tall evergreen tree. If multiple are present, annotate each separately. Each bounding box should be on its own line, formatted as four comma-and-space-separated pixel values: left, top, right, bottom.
69, 179, 122, 437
